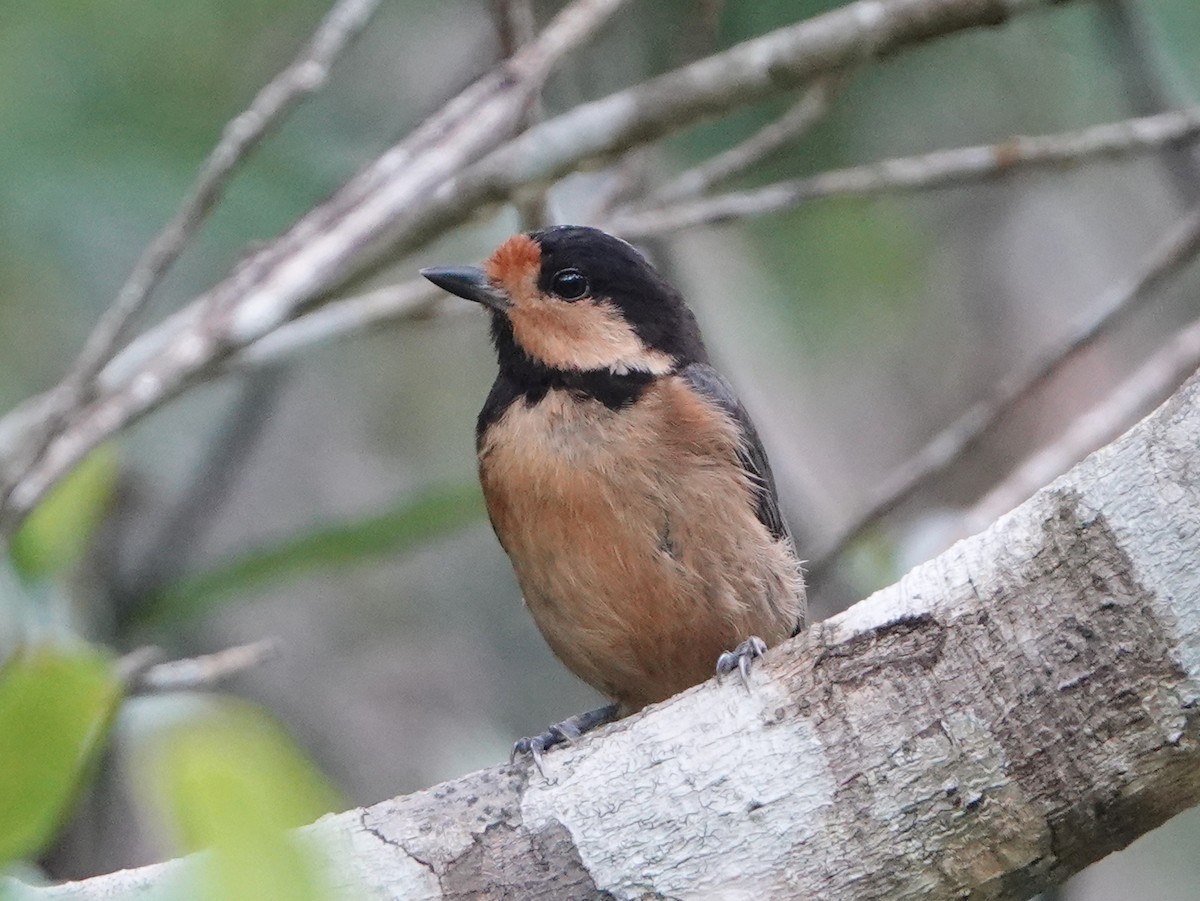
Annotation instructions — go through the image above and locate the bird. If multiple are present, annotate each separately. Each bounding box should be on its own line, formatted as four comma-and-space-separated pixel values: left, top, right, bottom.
421, 225, 804, 767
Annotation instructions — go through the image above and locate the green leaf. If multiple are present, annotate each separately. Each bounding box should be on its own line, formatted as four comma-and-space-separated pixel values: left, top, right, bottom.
10, 446, 119, 583
141, 483, 484, 626
143, 700, 341, 901
0, 645, 122, 864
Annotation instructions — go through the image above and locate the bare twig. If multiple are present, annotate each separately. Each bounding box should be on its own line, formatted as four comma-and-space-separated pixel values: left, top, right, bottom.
0, 284, 462, 454
0, 0, 1078, 537
2, 0, 1150, 515
0, 0, 631, 535
493, 0, 552, 230
115, 646, 165, 683
1, 0, 384, 517
90, 0, 1078, 390
646, 77, 839, 205
234, 280, 462, 368
407, 0, 1072, 253
807, 207, 1200, 581
77, 0, 384, 384
120, 638, 282, 695
44, 108, 1200, 406
960, 315, 1200, 536
604, 106, 1200, 238
492, 0, 539, 57
231, 114, 1200, 374
13, 108, 1195, 472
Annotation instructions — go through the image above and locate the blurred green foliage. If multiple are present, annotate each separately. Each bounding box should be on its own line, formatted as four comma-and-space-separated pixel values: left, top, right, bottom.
140, 483, 484, 626
0, 646, 121, 864
142, 699, 342, 901
752, 199, 926, 343
9, 446, 119, 584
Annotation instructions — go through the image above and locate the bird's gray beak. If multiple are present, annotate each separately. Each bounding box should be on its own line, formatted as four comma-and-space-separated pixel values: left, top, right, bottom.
420, 266, 510, 313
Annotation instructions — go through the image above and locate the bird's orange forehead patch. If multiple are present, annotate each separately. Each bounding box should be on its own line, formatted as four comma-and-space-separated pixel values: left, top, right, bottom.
485, 233, 542, 293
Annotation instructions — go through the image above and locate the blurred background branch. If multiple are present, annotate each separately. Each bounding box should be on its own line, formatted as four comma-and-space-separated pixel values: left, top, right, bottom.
808, 205, 1200, 583
604, 105, 1200, 237
0, 0, 1072, 535
0, 0, 386, 534
120, 638, 282, 694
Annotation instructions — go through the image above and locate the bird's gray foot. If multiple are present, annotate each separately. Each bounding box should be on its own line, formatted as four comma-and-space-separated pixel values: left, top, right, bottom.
716, 636, 768, 692
511, 702, 620, 776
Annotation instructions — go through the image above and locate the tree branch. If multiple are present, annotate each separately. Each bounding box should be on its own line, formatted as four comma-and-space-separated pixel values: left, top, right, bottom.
66, 97, 1200, 384
24, 368, 1200, 899
75, 0, 384, 384
119, 639, 282, 694
0, 0, 384, 527
641, 76, 839, 206
808, 206, 1200, 582
0, 0, 631, 536
8, 103, 1196, 454
0, 0, 1072, 537
1093, 0, 1200, 204
604, 105, 1200, 237
961, 310, 1200, 535
492, 0, 552, 230
407, 0, 1071, 250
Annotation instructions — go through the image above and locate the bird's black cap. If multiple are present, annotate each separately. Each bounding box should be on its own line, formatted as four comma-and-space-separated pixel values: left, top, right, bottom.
528, 226, 709, 365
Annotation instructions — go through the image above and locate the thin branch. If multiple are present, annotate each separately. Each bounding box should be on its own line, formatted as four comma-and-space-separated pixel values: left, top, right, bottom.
646, 77, 839, 205
0, 0, 382, 539
191, 80, 826, 374
85, 0, 1078, 390
807, 207, 1200, 581
76, 0, 384, 385
404, 0, 1072, 252
0, 0, 1079, 538
492, 0, 539, 57
493, 0, 552, 230
1094, 0, 1200, 204
228, 111, 1200, 380
233, 280, 463, 369
604, 105, 1200, 238
120, 638, 282, 695
0, 0, 631, 535
0, 282, 461, 457
961, 313, 1200, 536
54, 104, 1200, 409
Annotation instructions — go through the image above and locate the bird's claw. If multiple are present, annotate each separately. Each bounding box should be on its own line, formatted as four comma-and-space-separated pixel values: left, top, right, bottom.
716, 636, 768, 692
511, 732, 555, 778
510, 703, 620, 777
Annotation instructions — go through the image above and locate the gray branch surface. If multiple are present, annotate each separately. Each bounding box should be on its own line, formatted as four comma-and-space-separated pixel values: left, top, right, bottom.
27, 369, 1200, 900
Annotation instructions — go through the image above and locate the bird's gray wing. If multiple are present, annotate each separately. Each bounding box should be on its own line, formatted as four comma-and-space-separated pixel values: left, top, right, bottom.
680, 362, 790, 544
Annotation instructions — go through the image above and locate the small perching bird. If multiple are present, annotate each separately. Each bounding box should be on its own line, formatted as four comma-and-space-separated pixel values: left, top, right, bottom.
422, 225, 804, 767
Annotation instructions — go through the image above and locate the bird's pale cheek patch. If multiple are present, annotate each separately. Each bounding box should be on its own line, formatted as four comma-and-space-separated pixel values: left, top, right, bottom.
510, 300, 675, 375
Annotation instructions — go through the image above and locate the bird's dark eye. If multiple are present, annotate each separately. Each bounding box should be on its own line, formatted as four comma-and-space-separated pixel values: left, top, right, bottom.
551, 268, 588, 300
